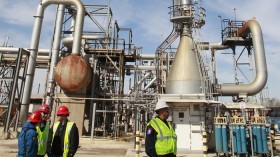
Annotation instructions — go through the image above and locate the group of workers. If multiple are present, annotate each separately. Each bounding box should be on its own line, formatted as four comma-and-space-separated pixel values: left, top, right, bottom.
17, 104, 79, 157
17, 101, 175, 157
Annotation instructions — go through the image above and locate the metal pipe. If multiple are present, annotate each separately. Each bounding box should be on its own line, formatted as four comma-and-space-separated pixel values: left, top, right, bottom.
20, 0, 85, 123
90, 59, 97, 139
197, 42, 231, 50
45, 4, 65, 107
0, 55, 50, 60
143, 77, 157, 91
127, 72, 152, 94
0, 47, 50, 55
181, 0, 192, 5
214, 19, 267, 96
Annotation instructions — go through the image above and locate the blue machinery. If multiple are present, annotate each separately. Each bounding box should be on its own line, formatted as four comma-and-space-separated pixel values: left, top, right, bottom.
214, 113, 271, 156
214, 115, 228, 154
251, 116, 269, 154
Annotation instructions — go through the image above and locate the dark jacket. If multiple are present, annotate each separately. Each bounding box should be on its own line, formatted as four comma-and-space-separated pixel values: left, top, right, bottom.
18, 121, 38, 157
145, 118, 175, 157
47, 120, 79, 157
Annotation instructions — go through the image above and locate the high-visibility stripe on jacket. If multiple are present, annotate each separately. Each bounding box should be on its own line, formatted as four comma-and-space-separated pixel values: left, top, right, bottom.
36, 123, 50, 155
147, 117, 177, 155
52, 121, 74, 157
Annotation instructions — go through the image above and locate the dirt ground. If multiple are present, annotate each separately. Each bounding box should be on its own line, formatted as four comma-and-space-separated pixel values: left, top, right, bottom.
0, 131, 279, 157
0, 131, 136, 157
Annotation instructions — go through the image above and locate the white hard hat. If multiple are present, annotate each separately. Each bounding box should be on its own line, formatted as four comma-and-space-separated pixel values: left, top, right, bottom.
155, 101, 169, 111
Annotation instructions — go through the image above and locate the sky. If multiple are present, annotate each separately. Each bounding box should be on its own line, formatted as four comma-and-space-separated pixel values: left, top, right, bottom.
0, 0, 279, 100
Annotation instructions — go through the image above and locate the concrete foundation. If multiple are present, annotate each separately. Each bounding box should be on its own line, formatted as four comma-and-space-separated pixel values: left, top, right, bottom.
54, 93, 86, 137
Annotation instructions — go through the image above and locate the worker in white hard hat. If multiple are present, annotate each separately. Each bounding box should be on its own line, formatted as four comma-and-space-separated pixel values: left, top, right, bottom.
145, 101, 177, 157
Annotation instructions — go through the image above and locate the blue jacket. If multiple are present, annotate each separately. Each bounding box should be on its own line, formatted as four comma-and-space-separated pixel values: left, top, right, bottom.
18, 121, 38, 157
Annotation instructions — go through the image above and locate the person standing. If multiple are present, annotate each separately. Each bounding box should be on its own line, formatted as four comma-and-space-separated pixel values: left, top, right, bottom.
47, 105, 79, 157
37, 104, 51, 157
18, 110, 43, 157
145, 101, 177, 157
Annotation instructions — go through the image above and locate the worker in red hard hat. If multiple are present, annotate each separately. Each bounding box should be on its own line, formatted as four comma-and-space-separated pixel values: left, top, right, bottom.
47, 105, 79, 157
18, 110, 43, 157
37, 104, 51, 157
145, 101, 177, 157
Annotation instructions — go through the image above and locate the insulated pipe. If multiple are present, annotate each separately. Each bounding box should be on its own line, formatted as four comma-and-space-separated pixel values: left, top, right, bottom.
20, 0, 84, 123
127, 72, 152, 94
197, 42, 231, 50
181, 0, 192, 5
143, 77, 157, 91
0, 47, 50, 55
214, 19, 267, 96
45, 4, 66, 107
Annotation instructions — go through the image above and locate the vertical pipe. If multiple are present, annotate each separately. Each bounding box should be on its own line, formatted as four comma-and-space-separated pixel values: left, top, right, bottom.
249, 126, 255, 156
90, 59, 97, 139
20, 0, 85, 123
124, 104, 128, 133
90, 102, 96, 139
134, 106, 138, 148
46, 4, 65, 107
114, 103, 118, 140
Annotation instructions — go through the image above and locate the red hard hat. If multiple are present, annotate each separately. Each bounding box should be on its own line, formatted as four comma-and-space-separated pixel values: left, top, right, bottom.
28, 110, 42, 123
56, 106, 70, 115
39, 104, 51, 114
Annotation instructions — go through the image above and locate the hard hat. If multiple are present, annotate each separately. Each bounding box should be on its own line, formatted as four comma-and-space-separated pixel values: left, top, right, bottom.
56, 105, 70, 115
39, 104, 50, 114
28, 110, 43, 123
155, 101, 169, 111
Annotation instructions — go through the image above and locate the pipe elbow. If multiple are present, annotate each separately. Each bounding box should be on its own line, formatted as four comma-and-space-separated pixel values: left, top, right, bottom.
215, 19, 268, 97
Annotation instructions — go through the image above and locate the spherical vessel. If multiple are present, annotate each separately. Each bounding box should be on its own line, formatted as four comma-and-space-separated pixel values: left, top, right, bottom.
54, 55, 92, 91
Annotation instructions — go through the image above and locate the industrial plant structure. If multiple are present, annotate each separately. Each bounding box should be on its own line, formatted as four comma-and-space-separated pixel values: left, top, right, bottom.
0, 0, 278, 156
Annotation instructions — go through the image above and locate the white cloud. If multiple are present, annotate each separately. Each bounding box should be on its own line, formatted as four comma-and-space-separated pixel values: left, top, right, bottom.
0, 0, 58, 48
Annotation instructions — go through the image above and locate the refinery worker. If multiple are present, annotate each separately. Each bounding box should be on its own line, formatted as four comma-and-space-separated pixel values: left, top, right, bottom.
37, 104, 51, 157
18, 110, 43, 157
47, 105, 79, 157
145, 101, 177, 157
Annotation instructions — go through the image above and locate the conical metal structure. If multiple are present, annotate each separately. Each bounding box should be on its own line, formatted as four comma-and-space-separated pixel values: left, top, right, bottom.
166, 27, 202, 94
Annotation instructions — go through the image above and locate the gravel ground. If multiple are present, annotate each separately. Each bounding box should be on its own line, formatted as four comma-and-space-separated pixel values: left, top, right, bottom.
0, 134, 135, 157
0, 132, 279, 157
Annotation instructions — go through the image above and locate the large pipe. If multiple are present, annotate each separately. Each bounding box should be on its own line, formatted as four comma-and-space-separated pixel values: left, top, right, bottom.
181, 0, 192, 5
143, 77, 157, 91
214, 19, 267, 96
45, 4, 65, 107
127, 72, 152, 94
197, 42, 231, 50
20, 0, 84, 123
0, 47, 50, 55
